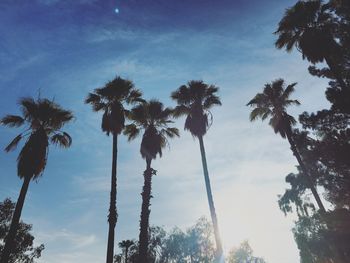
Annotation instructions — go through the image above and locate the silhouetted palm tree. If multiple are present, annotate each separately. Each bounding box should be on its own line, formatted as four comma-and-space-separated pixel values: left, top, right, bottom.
275, 0, 347, 89
170, 80, 224, 261
0, 97, 73, 263
119, 240, 135, 263
124, 100, 179, 263
247, 79, 326, 213
85, 76, 143, 263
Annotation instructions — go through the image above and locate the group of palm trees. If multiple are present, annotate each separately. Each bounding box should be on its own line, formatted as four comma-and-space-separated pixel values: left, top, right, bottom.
0, 78, 224, 263
0, 77, 329, 263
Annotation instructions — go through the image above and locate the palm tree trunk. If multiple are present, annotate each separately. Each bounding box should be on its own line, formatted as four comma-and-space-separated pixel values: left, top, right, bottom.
198, 136, 224, 262
138, 159, 153, 263
106, 134, 118, 263
125, 246, 129, 263
285, 130, 326, 213
0, 176, 31, 263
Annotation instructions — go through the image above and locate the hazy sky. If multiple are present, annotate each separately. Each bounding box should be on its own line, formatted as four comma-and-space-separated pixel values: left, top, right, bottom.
0, 1, 331, 262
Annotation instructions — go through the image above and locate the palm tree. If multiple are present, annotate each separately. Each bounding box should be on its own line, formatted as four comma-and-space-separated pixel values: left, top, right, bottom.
247, 79, 326, 213
274, 0, 347, 89
0, 97, 73, 263
124, 100, 179, 263
170, 80, 224, 261
119, 240, 135, 263
85, 76, 143, 263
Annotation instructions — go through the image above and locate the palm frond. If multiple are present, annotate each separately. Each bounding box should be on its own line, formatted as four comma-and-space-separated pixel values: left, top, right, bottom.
124, 124, 140, 141
50, 132, 72, 148
5, 134, 23, 152
246, 93, 267, 107
172, 105, 190, 118
162, 127, 180, 138
85, 93, 101, 104
203, 95, 221, 109
206, 85, 219, 96
249, 107, 271, 122
19, 97, 38, 120
0, 115, 25, 127
171, 85, 192, 105
159, 107, 173, 120
283, 82, 297, 99
128, 103, 147, 126
126, 89, 144, 104
285, 99, 301, 106
48, 108, 74, 130
148, 100, 164, 120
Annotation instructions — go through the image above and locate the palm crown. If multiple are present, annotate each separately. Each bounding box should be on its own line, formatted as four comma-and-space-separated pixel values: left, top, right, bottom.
247, 79, 300, 138
124, 100, 179, 162
0, 97, 73, 179
85, 76, 143, 136
171, 80, 221, 137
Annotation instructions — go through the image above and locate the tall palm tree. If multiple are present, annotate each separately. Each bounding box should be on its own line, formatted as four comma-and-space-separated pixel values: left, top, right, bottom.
0, 97, 73, 263
170, 80, 224, 261
124, 100, 179, 263
247, 79, 326, 213
85, 76, 143, 263
119, 240, 135, 263
274, 0, 347, 89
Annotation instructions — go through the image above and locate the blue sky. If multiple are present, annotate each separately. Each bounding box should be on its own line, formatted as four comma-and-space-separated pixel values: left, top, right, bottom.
0, 1, 331, 262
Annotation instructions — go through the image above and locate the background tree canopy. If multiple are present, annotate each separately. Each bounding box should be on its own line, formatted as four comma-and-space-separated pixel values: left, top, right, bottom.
114, 217, 266, 263
0, 198, 44, 263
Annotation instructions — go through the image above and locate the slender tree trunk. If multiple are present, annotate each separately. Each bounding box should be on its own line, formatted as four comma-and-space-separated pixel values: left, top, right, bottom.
285, 130, 326, 213
138, 159, 153, 263
198, 136, 224, 262
0, 176, 31, 263
106, 134, 118, 263
125, 246, 129, 263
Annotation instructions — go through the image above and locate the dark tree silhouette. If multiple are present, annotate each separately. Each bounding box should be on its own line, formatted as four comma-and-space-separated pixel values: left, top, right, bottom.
171, 80, 224, 261
85, 76, 143, 263
118, 240, 134, 263
247, 79, 326, 213
275, 0, 347, 90
0, 97, 73, 263
124, 100, 179, 263
0, 198, 44, 263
